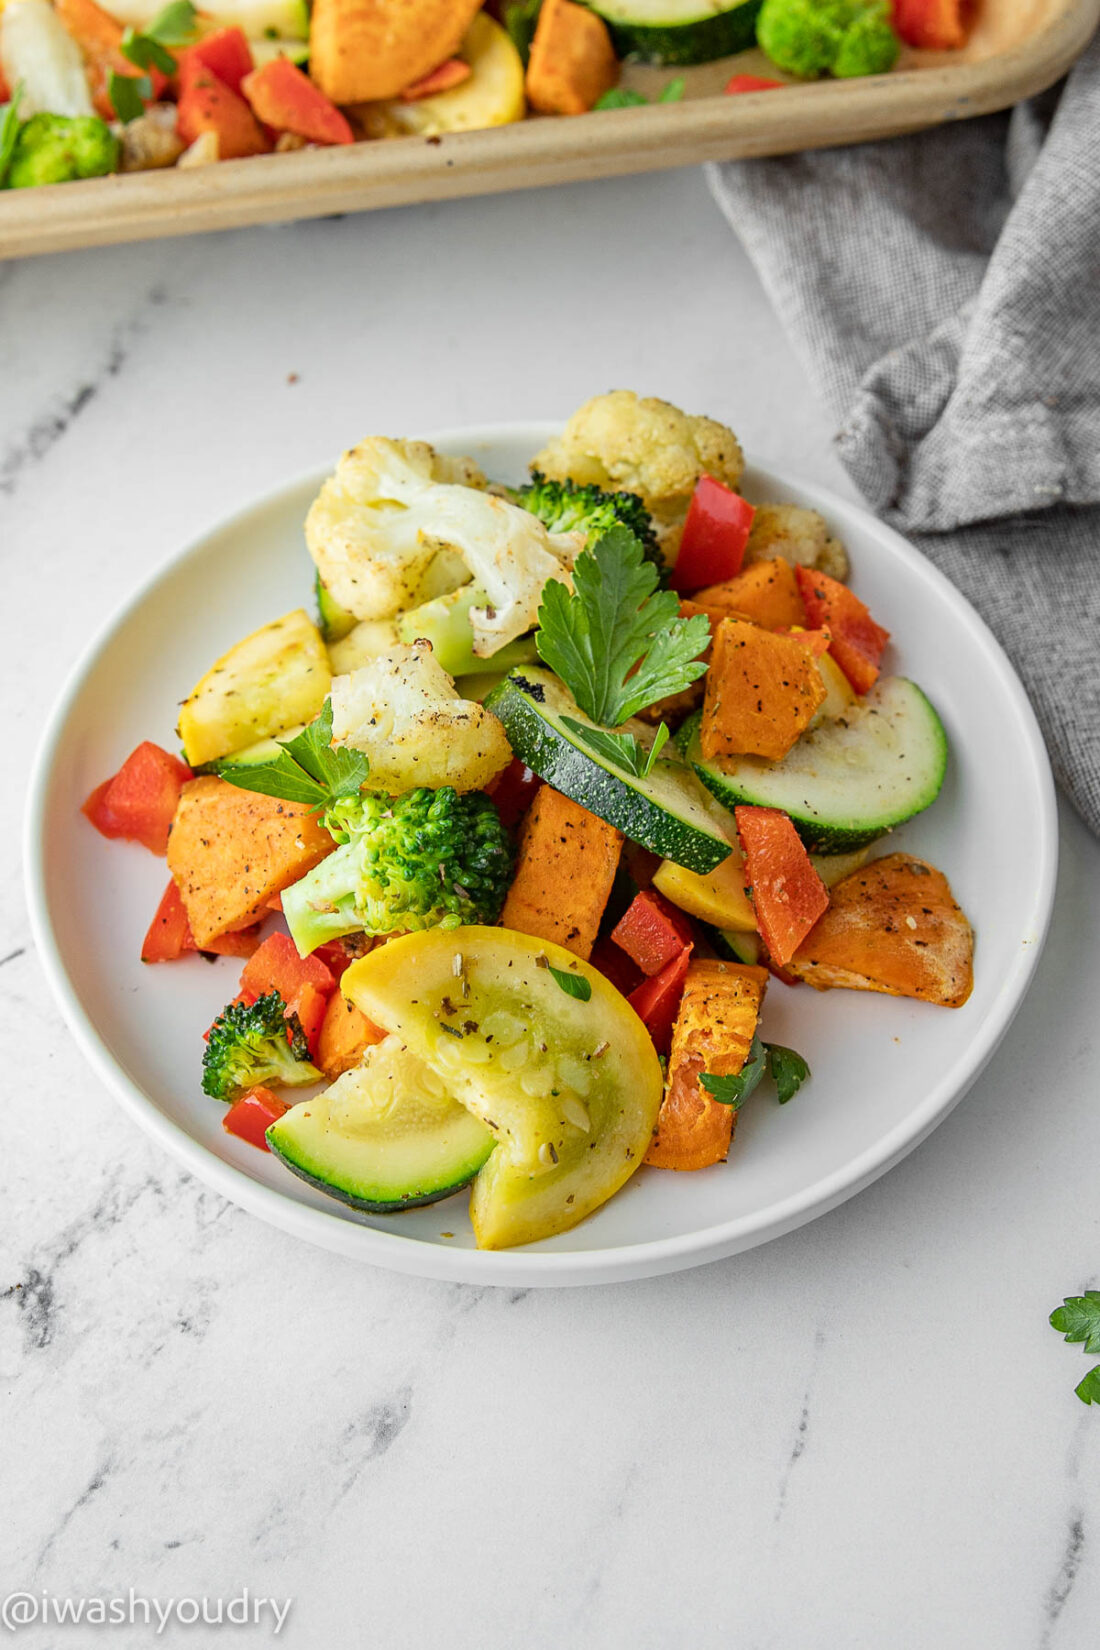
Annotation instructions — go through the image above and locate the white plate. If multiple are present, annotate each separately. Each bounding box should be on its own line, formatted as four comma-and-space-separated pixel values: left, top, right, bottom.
25, 423, 1058, 1287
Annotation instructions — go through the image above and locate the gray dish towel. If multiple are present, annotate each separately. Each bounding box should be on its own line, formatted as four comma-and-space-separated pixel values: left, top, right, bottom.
707, 32, 1100, 836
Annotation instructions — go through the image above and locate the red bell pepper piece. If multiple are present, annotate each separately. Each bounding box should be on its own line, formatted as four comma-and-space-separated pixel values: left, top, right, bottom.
177, 56, 271, 158
735, 806, 828, 968
0, 64, 10, 103
628, 946, 692, 1055
400, 57, 471, 100
222, 1085, 288, 1150
725, 74, 784, 93
611, 889, 695, 978
242, 56, 354, 144
892, 0, 970, 48
485, 757, 541, 829
672, 476, 756, 593
237, 932, 336, 1007
181, 26, 254, 95
83, 741, 192, 855
142, 881, 263, 962
313, 941, 352, 982
794, 566, 890, 695
589, 937, 644, 999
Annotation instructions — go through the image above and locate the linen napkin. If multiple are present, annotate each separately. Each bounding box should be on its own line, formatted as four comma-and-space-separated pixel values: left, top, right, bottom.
707, 33, 1100, 835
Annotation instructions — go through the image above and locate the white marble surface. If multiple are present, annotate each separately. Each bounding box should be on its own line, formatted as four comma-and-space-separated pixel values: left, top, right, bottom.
3, 167, 1100, 1649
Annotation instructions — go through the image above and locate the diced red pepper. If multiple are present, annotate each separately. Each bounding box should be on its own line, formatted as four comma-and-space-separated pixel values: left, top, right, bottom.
400, 57, 471, 100
725, 73, 784, 93
794, 566, 890, 695
242, 56, 354, 144
313, 941, 352, 982
291, 982, 328, 1061
611, 889, 696, 978
237, 931, 336, 1007
486, 757, 542, 829
142, 881, 263, 963
628, 946, 692, 1055
892, 0, 970, 48
735, 805, 829, 968
0, 64, 10, 103
222, 1085, 288, 1151
180, 26, 254, 95
83, 741, 192, 855
672, 476, 756, 593
177, 56, 271, 158
589, 936, 644, 999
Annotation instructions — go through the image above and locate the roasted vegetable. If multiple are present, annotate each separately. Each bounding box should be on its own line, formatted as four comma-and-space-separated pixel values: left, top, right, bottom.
309, 0, 484, 109
166, 775, 334, 947
756, 0, 900, 78
499, 783, 623, 960
202, 989, 322, 1101
646, 958, 768, 1171
787, 852, 973, 1006
513, 469, 664, 578
281, 785, 516, 955
358, 13, 526, 137
743, 503, 849, 581
693, 555, 806, 630
700, 617, 827, 764
525, 0, 619, 115
329, 641, 513, 793
83, 741, 192, 855
795, 564, 890, 695
177, 609, 331, 768
735, 804, 829, 967
4, 109, 118, 185
317, 990, 386, 1079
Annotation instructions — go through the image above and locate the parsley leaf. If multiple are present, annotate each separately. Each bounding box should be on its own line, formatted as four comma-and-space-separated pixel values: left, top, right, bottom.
1050, 1292, 1100, 1356
595, 87, 648, 109
107, 69, 151, 123
768, 1043, 810, 1104
700, 1032, 767, 1110
1075, 1366, 1100, 1405
144, 0, 199, 43
536, 526, 709, 726
540, 959, 592, 1002
700, 1035, 810, 1110
561, 716, 670, 779
121, 26, 177, 75
659, 77, 686, 102
0, 83, 23, 186
217, 701, 371, 812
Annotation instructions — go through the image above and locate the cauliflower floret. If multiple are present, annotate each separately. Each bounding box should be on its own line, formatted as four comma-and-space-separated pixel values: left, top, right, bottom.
532, 391, 745, 558
742, 503, 849, 581
329, 641, 512, 793
307, 436, 576, 652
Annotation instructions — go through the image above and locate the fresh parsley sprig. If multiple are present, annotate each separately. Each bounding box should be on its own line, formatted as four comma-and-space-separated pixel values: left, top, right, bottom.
537, 954, 593, 1002
536, 525, 710, 727
216, 700, 370, 813
595, 78, 685, 110
109, 0, 199, 123
700, 1034, 810, 1110
561, 717, 670, 780
1050, 1291, 1100, 1405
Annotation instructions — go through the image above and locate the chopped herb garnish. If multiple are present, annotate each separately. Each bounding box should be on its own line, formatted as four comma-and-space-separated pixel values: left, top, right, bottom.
216, 700, 370, 813
107, 69, 150, 123
536, 525, 709, 726
595, 87, 648, 109
701, 1035, 810, 1109
0, 83, 23, 185
767, 1043, 810, 1103
546, 963, 592, 1002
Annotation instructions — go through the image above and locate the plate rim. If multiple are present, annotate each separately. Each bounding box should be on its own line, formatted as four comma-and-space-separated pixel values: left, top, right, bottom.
24, 421, 1059, 1286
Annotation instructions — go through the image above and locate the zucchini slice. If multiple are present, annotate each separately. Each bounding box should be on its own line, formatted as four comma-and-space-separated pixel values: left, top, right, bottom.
268, 1037, 494, 1214
485, 667, 733, 874
342, 927, 664, 1249
315, 571, 357, 645
585, 0, 764, 63
689, 676, 948, 854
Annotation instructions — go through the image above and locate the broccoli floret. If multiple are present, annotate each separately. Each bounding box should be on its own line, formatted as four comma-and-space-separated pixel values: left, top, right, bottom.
282, 787, 516, 956
514, 471, 668, 582
4, 112, 119, 189
756, 0, 899, 78
202, 990, 322, 1103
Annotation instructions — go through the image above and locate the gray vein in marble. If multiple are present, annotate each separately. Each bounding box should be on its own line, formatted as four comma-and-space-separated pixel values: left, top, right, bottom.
0, 945, 26, 967
1039, 1507, 1085, 1648
774, 1327, 825, 1525
339, 1383, 413, 1495
0, 286, 166, 496
33, 1454, 116, 1578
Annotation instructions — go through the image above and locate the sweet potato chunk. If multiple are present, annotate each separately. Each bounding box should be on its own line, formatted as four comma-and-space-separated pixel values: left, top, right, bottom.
318, 991, 387, 1079
694, 557, 806, 631
702, 618, 827, 763
525, 0, 618, 115
167, 776, 334, 949
788, 853, 973, 1007
646, 959, 768, 1171
309, 0, 484, 104
500, 784, 623, 960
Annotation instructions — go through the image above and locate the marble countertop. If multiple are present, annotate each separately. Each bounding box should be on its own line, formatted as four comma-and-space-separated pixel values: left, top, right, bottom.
4, 167, 1099, 1650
